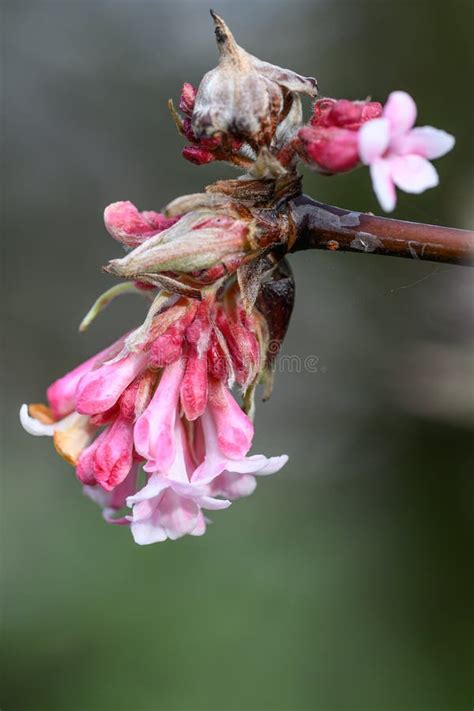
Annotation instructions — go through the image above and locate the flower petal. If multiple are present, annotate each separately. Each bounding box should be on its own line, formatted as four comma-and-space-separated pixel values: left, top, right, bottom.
369, 159, 397, 212
159, 489, 200, 540
358, 118, 390, 164
390, 155, 439, 194
383, 91, 417, 135
394, 126, 455, 159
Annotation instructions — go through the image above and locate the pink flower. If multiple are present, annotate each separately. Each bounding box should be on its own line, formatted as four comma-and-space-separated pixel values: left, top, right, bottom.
127, 421, 230, 544
358, 91, 455, 212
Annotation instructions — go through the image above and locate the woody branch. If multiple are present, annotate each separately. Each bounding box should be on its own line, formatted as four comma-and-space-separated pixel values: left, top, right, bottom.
289, 195, 474, 266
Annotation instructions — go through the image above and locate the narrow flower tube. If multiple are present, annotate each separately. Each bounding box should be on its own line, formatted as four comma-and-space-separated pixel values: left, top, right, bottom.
133, 358, 185, 471
207, 378, 254, 459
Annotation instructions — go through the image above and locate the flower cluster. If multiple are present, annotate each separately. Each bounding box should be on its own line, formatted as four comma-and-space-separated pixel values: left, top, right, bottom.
21, 11, 456, 546
21, 285, 287, 544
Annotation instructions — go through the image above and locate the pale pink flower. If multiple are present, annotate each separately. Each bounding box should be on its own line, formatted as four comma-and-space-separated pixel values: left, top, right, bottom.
358, 91, 455, 212
127, 422, 230, 544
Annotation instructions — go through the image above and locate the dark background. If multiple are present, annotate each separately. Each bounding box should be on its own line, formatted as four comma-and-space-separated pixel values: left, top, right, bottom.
2, 1, 473, 710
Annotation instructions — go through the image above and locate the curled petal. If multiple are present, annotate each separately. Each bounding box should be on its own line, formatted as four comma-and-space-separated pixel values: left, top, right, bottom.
20, 405, 79, 437
383, 90, 417, 135
358, 118, 390, 164
389, 154, 439, 194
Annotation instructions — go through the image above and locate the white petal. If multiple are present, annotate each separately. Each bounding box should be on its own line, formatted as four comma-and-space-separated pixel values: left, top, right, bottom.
369, 159, 397, 212
383, 91, 417, 135
254, 454, 289, 476
358, 118, 390, 164
396, 126, 455, 159
130, 519, 167, 544
390, 155, 439, 194
19, 405, 77, 437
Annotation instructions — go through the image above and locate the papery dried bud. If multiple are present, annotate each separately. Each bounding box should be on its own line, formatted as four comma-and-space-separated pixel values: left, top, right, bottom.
104, 201, 180, 248
105, 210, 250, 284
191, 11, 317, 147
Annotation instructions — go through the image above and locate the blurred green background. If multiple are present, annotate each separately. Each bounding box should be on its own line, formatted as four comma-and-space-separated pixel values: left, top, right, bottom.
2, 1, 473, 710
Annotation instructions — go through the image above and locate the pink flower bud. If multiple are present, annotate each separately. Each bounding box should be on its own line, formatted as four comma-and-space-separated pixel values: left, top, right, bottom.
298, 125, 360, 173
149, 303, 198, 368
310, 98, 382, 130
207, 332, 229, 381
76, 350, 148, 415
180, 349, 209, 421
77, 414, 135, 491
216, 306, 260, 387
104, 201, 179, 248
299, 98, 384, 173
119, 370, 156, 422
179, 82, 197, 116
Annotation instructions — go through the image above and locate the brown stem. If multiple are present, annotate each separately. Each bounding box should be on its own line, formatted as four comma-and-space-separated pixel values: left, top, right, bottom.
288, 195, 474, 266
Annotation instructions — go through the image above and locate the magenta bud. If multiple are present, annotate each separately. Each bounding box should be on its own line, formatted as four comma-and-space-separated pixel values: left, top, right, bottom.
182, 145, 217, 165
298, 125, 360, 173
